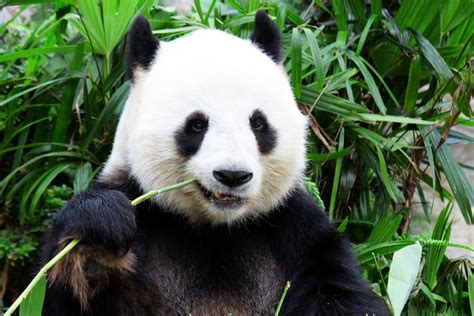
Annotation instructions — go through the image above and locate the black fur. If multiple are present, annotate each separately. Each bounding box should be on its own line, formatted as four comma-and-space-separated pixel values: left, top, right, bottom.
174, 111, 209, 157
250, 109, 277, 154
44, 189, 136, 257
41, 173, 388, 315
126, 15, 159, 80
250, 10, 282, 63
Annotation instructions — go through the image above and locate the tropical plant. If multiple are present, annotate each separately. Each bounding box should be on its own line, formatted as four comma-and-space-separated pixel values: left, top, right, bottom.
0, 0, 473, 314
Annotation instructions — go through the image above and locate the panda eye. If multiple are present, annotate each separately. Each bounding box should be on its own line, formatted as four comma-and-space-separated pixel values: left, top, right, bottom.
182, 111, 208, 135
191, 120, 207, 133
176, 111, 209, 156
251, 118, 265, 130
250, 110, 267, 131
249, 109, 277, 154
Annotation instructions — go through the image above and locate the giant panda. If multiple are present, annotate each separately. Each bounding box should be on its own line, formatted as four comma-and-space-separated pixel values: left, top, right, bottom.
41, 11, 388, 315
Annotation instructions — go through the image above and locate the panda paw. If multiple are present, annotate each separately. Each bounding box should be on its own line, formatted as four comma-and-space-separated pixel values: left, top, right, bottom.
52, 189, 137, 257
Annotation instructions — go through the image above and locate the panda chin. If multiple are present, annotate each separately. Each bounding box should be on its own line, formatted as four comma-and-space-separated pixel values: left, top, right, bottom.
198, 182, 246, 209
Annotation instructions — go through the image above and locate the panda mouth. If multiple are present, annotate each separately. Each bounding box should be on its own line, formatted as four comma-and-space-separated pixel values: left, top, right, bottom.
198, 183, 245, 206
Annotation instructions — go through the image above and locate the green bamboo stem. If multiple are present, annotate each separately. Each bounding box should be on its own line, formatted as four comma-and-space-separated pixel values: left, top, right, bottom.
131, 178, 196, 206
274, 281, 291, 316
4, 179, 195, 316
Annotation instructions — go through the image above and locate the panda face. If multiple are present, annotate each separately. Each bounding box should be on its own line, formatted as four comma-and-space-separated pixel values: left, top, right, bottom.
102, 15, 307, 225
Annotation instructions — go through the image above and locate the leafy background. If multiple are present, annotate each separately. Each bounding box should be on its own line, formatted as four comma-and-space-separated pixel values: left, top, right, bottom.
0, 0, 473, 315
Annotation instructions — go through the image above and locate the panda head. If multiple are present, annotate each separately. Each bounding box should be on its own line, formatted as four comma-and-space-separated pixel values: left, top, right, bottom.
101, 11, 307, 225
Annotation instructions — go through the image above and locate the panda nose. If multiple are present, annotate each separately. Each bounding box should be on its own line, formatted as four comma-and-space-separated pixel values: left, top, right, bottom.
213, 170, 253, 187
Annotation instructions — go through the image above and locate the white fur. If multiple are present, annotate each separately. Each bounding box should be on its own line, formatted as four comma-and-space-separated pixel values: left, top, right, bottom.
101, 29, 308, 225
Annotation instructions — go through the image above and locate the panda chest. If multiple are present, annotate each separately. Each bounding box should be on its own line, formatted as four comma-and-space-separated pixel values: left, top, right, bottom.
142, 231, 285, 315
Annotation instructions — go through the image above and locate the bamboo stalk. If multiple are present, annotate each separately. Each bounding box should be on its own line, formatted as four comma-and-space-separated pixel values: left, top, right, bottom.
274, 281, 291, 316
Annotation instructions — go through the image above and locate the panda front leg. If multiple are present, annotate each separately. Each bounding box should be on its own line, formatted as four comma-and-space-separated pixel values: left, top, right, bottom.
315, 239, 385, 315
282, 230, 389, 315
41, 187, 137, 312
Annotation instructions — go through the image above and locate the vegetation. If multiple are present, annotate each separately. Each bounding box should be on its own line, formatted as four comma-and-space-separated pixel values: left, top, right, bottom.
1, 0, 473, 314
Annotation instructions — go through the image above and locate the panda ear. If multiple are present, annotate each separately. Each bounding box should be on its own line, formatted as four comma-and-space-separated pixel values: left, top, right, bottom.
250, 10, 282, 63
126, 15, 160, 80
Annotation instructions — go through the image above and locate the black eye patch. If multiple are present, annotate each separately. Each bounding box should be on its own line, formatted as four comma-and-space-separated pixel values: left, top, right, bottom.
249, 109, 277, 154
175, 111, 209, 157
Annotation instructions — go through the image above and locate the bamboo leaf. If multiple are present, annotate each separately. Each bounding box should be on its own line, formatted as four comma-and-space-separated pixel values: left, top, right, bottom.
74, 162, 94, 194
0, 45, 89, 63
285, 7, 305, 25
347, 0, 366, 25
329, 128, 344, 219
367, 212, 403, 245
226, 0, 245, 14
222, 15, 255, 29
356, 15, 377, 56
404, 55, 422, 116
307, 146, 353, 162
5, 170, 41, 204
395, 0, 440, 34
19, 168, 49, 222
355, 240, 415, 263
387, 242, 423, 316
420, 126, 474, 223
105, 0, 138, 53
375, 145, 404, 203
82, 81, 130, 150
336, 54, 354, 102
0, 152, 92, 197
29, 163, 72, 215
4, 0, 53, 4
420, 283, 445, 308
356, 114, 433, 125
275, 3, 286, 31
314, 0, 334, 18
77, 0, 108, 54
423, 204, 452, 289
371, 0, 382, 17
19, 273, 46, 316
469, 269, 474, 315
414, 30, 454, 80
331, 0, 347, 31
194, 0, 205, 23
246, 0, 259, 13
300, 87, 369, 115
443, 2, 474, 33
347, 53, 386, 114
303, 28, 325, 87
291, 28, 302, 99
0, 77, 74, 107
336, 216, 349, 233
51, 44, 84, 145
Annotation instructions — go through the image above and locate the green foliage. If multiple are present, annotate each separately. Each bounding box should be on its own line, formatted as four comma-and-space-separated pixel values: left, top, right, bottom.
0, 230, 37, 263
0, 185, 71, 264
1, 0, 473, 314
387, 242, 422, 316
19, 273, 45, 316
304, 177, 325, 210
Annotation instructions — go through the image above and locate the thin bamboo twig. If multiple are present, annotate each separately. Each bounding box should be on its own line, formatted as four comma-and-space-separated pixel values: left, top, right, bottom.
274, 281, 291, 316
131, 179, 195, 206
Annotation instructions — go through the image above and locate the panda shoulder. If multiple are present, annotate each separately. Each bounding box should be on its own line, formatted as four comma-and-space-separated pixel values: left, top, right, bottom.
96, 168, 142, 199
